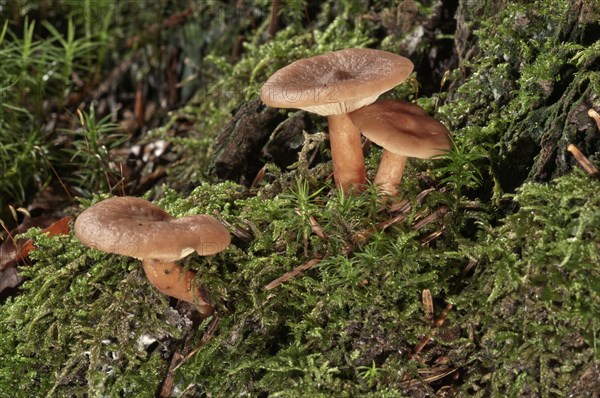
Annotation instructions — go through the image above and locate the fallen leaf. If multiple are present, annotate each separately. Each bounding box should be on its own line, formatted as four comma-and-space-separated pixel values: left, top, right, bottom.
0, 216, 72, 271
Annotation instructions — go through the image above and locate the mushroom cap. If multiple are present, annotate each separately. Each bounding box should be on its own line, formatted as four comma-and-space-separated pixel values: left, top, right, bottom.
260, 48, 414, 116
74, 197, 231, 261
349, 99, 451, 159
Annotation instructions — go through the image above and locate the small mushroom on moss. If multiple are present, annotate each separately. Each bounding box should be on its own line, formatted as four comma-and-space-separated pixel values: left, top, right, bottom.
74, 197, 231, 317
349, 99, 451, 197
260, 48, 413, 193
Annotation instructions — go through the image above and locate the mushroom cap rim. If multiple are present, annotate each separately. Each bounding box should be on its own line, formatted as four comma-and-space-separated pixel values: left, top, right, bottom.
74, 196, 231, 261
260, 48, 414, 116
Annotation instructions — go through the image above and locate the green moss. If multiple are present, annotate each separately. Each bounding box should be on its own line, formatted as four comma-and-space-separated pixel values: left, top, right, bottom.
437, 0, 598, 193
1, 168, 598, 396
0, 169, 443, 396
0, 232, 176, 397
453, 171, 599, 396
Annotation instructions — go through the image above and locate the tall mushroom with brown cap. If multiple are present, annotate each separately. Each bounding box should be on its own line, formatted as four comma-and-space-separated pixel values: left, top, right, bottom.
260, 48, 413, 193
74, 196, 231, 317
349, 99, 451, 197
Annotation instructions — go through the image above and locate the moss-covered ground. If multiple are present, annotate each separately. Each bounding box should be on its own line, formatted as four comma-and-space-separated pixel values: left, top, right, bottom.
1, 0, 599, 396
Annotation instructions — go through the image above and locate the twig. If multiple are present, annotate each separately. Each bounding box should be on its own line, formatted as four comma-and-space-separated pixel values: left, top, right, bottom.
250, 165, 267, 189
294, 209, 328, 255
350, 212, 409, 249
231, 35, 245, 62
125, 6, 194, 48
462, 256, 478, 276
383, 187, 435, 214
418, 367, 457, 383
172, 316, 220, 373
411, 206, 449, 230
165, 47, 180, 107
422, 289, 434, 322
434, 303, 453, 327
308, 216, 328, 242
410, 303, 453, 359
354, 187, 437, 248
134, 80, 144, 129
37, 149, 73, 201
92, 52, 140, 100
159, 351, 182, 397
420, 229, 444, 246
213, 211, 254, 243
567, 144, 599, 177
399, 366, 457, 388
267, 0, 281, 38
386, 198, 410, 214
264, 258, 322, 290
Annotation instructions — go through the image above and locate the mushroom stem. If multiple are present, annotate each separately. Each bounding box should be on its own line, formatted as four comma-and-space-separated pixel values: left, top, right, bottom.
142, 259, 214, 317
327, 113, 367, 193
373, 150, 407, 197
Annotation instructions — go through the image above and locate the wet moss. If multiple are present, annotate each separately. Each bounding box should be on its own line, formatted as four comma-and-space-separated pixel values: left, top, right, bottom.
453, 172, 600, 396
437, 0, 600, 194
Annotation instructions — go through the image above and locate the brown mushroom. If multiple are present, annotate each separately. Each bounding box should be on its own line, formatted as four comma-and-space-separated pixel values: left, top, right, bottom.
260, 48, 413, 193
349, 99, 451, 196
74, 196, 231, 316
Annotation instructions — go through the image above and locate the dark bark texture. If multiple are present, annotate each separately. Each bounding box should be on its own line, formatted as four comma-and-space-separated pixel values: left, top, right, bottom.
448, 0, 600, 192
